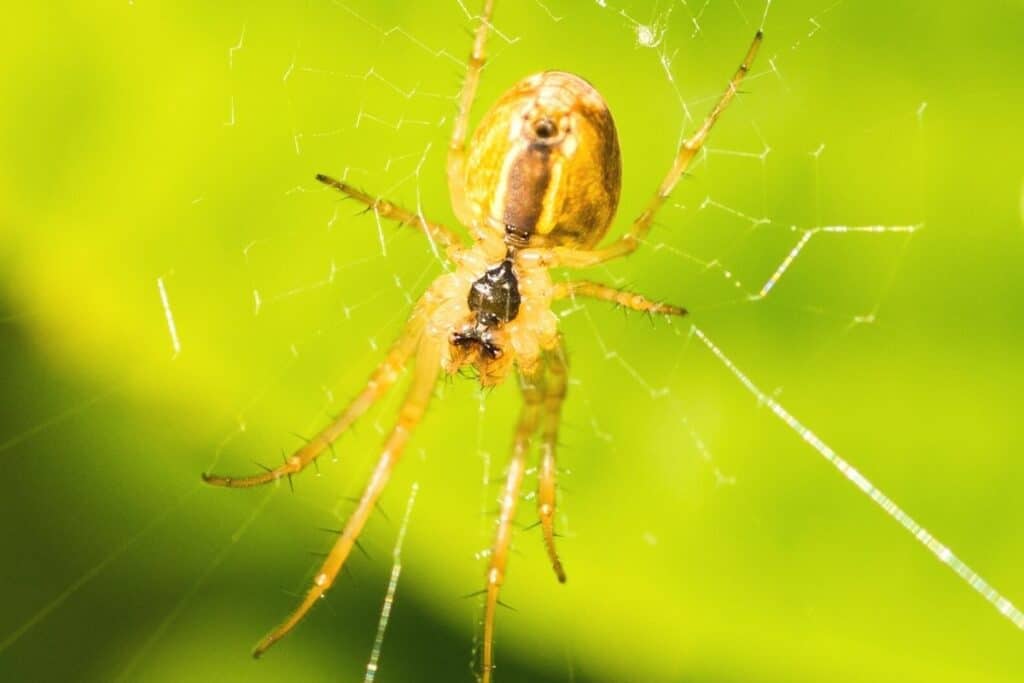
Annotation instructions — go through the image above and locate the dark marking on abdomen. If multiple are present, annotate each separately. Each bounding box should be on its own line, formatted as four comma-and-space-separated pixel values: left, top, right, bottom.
503, 144, 552, 237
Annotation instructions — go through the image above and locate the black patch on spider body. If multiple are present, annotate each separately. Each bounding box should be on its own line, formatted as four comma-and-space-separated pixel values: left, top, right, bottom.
468, 259, 521, 324
503, 140, 552, 244
452, 258, 522, 359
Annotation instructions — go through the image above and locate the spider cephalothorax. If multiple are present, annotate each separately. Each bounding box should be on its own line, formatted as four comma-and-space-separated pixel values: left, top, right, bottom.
203, 3, 760, 679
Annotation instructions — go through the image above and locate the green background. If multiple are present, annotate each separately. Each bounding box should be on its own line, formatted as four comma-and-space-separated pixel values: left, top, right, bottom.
2, 1, 1023, 681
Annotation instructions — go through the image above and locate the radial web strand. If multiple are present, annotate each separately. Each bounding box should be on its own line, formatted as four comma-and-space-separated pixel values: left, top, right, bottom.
691, 325, 1024, 630
364, 482, 420, 682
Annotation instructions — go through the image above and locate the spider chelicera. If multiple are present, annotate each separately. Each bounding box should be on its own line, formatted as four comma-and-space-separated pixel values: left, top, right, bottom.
203, 2, 761, 679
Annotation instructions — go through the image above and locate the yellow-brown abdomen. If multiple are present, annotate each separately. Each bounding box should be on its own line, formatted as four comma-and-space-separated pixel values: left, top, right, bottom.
464, 71, 622, 249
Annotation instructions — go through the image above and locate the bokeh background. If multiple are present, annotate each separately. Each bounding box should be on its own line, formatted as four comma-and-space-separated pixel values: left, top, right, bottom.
2, 1, 1023, 681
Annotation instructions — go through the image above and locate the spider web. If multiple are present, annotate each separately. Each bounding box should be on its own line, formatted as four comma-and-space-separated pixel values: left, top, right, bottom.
2, 1, 1023, 682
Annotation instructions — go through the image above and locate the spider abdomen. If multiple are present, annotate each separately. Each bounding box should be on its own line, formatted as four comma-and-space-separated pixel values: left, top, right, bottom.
465, 71, 622, 249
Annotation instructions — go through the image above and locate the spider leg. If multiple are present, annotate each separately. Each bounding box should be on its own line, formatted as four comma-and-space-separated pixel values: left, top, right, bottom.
553, 281, 688, 317
202, 298, 432, 488
551, 31, 763, 269
252, 335, 444, 658
537, 342, 568, 583
482, 369, 543, 683
447, 0, 496, 227
316, 173, 463, 252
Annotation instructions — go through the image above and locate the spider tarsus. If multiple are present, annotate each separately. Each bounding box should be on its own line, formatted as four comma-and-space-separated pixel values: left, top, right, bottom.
252, 632, 281, 660
551, 560, 567, 584
201, 472, 246, 487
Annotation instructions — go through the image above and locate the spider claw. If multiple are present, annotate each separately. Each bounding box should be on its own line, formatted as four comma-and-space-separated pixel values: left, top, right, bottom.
460, 588, 488, 600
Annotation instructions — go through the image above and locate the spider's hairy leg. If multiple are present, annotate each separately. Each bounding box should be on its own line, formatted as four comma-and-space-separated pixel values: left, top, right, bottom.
447, 0, 495, 227
537, 344, 568, 584
481, 370, 543, 683
551, 31, 763, 269
315, 173, 463, 252
553, 281, 688, 317
252, 335, 444, 658
202, 300, 431, 488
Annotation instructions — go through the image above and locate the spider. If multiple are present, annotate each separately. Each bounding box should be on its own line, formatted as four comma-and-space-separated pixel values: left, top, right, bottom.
203, 2, 761, 680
